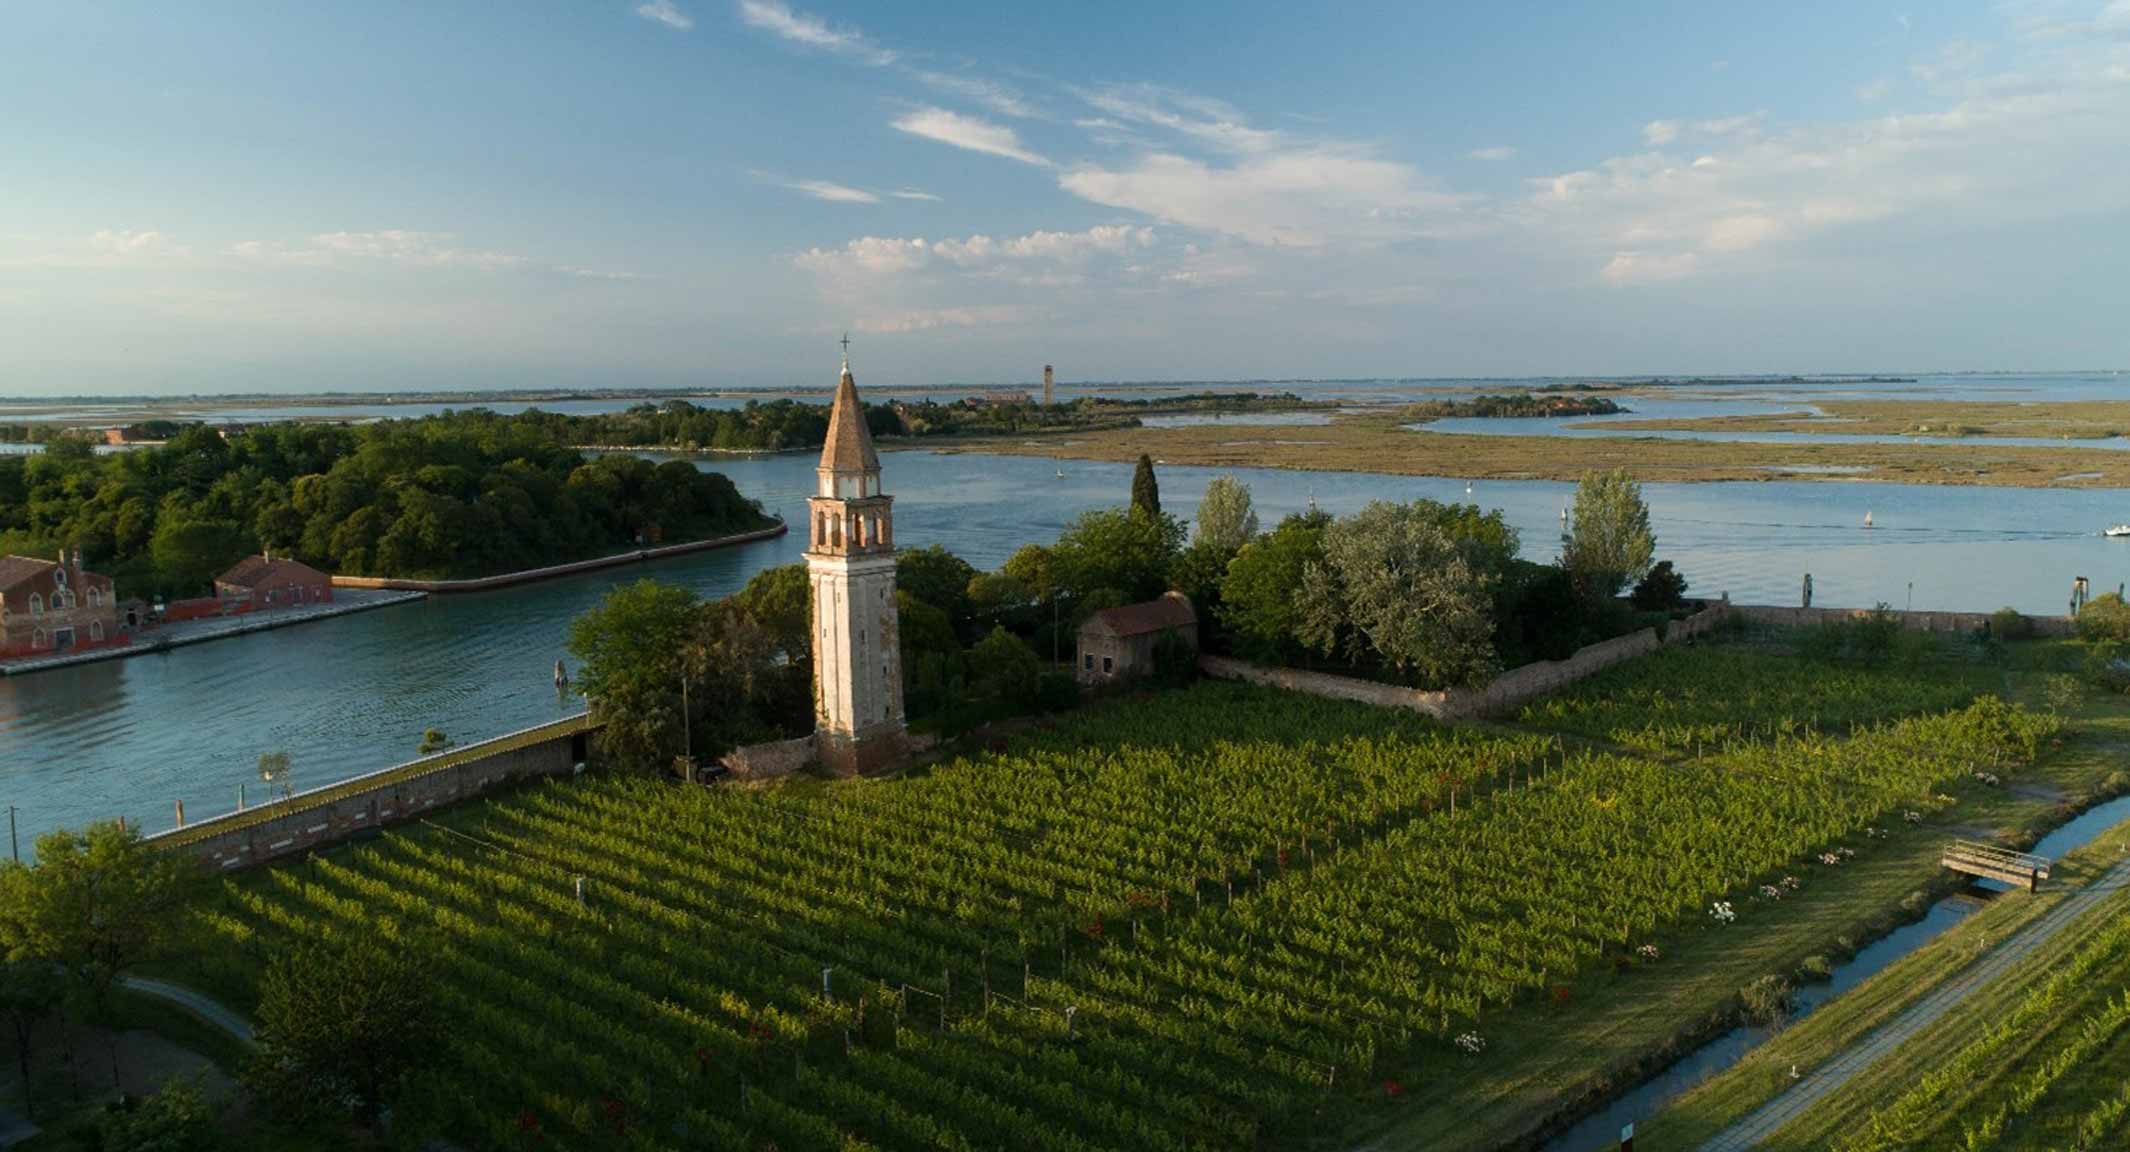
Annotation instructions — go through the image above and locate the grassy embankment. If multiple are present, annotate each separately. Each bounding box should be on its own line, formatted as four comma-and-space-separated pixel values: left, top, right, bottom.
1587, 399, 2130, 442
912, 406, 2130, 488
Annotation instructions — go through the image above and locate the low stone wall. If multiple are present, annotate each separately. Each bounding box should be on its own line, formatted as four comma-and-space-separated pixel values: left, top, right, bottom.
331, 522, 786, 594
1201, 600, 1730, 721
720, 734, 817, 782
149, 714, 595, 871
1729, 603, 2076, 637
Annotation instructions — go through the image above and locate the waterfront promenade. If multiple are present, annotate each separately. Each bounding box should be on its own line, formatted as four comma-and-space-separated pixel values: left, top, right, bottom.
0, 587, 426, 677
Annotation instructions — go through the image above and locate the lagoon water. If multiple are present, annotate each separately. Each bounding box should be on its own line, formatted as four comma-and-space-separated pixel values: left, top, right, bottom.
4, 447, 2130, 843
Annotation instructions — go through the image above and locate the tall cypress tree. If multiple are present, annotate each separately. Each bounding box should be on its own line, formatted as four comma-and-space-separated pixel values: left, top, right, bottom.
1130, 453, 1161, 518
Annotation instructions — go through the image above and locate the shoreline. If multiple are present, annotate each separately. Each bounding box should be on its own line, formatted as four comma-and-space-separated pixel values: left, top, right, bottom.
901, 414, 2130, 489
329, 520, 787, 593
0, 588, 427, 677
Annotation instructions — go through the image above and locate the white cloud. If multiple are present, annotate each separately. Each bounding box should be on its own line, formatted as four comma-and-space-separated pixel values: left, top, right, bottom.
0, 229, 192, 268
786, 179, 880, 203
737, 0, 894, 65
1077, 84, 1283, 154
1470, 145, 1517, 161
1857, 76, 1894, 102
90, 230, 187, 258
1522, 32, 2130, 286
853, 304, 1025, 333
915, 71, 1036, 118
1911, 40, 1986, 83
636, 0, 693, 30
233, 230, 524, 270
1642, 120, 1681, 146
795, 224, 1155, 279
889, 189, 942, 201
1061, 149, 1461, 247
891, 107, 1050, 165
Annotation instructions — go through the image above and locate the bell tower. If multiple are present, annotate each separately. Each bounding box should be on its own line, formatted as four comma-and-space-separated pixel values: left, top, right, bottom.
807, 337, 907, 775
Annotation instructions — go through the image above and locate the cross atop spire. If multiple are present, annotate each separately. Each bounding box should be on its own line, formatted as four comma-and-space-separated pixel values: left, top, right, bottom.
839, 331, 851, 371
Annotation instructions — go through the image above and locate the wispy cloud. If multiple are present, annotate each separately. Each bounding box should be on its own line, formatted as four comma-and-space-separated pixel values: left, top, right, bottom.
915, 71, 1037, 118
231, 230, 525, 270
891, 107, 1050, 166
852, 304, 1025, 334
787, 179, 880, 203
1642, 119, 1681, 146
737, 0, 894, 65
889, 189, 942, 201
636, 0, 693, 30
0, 229, 192, 269
1856, 76, 1894, 102
1470, 145, 1517, 161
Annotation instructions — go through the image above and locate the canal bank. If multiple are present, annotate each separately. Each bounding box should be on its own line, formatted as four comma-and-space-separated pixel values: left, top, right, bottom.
0, 588, 426, 677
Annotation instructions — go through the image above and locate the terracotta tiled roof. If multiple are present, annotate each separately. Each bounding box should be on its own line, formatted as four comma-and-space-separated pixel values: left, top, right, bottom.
216, 555, 330, 589
819, 365, 880, 474
1085, 593, 1198, 638
0, 555, 55, 591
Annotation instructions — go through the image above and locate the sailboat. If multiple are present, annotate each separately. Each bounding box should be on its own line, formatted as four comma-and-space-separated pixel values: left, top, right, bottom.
1465, 480, 1474, 496
1863, 511, 1874, 529
1054, 455, 1065, 479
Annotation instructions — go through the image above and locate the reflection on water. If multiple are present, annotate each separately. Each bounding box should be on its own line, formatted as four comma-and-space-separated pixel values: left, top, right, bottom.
6, 449, 2130, 844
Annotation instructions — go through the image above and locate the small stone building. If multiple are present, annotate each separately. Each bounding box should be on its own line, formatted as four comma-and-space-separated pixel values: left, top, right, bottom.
1077, 591, 1198, 684
0, 549, 124, 658
214, 553, 334, 610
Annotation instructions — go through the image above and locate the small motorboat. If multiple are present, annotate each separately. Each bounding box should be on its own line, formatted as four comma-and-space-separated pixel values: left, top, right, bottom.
2106, 524, 2130, 538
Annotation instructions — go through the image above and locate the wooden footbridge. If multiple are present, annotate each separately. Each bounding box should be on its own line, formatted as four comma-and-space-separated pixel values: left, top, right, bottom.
1942, 840, 2052, 891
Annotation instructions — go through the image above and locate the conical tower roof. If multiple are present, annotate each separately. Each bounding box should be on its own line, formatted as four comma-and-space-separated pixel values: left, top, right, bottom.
819, 358, 880, 474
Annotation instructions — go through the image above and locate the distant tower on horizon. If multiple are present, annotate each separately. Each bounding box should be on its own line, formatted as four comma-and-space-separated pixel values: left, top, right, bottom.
806, 336, 907, 775
1043, 364, 1054, 407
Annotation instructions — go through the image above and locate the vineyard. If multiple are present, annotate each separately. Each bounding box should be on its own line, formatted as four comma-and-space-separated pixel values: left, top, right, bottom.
176, 649, 2061, 1151
1832, 886, 2130, 1152
1518, 641, 1990, 755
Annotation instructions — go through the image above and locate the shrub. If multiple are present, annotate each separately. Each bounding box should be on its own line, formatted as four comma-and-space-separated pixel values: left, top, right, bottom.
1900, 890, 1932, 917
2044, 673, 2084, 714
1989, 607, 2033, 641
1034, 672, 1080, 714
968, 627, 1041, 706
1629, 560, 1690, 612
1740, 974, 1793, 1025
1798, 954, 1834, 981
1854, 604, 1901, 665
99, 1075, 216, 1152
2076, 592, 2130, 642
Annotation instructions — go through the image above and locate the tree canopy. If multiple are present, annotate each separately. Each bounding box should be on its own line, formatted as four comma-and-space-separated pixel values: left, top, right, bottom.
1193, 475, 1258, 554
0, 412, 769, 597
1563, 468, 1656, 598
1130, 454, 1162, 518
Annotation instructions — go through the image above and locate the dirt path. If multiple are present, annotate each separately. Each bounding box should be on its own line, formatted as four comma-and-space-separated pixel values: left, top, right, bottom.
1697, 855, 2130, 1151
119, 976, 256, 1046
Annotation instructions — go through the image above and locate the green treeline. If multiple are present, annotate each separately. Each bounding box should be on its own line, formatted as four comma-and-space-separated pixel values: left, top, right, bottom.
0, 413, 771, 598
531, 391, 1317, 451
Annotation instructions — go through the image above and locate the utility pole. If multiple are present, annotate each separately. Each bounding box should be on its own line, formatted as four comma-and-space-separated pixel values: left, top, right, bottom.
8, 805, 16, 863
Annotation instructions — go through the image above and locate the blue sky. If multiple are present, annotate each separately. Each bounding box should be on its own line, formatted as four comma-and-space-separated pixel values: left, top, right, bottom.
2, 1, 2127, 394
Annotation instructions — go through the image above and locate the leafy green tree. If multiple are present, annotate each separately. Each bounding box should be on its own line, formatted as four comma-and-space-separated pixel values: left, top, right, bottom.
99, 1074, 217, 1152
1218, 509, 1329, 661
148, 516, 247, 596
1002, 544, 1058, 603
1166, 539, 1232, 627
568, 580, 700, 771
731, 562, 812, 659
0, 952, 61, 1118
1054, 507, 1184, 604
1563, 469, 1655, 599
1297, 501, 1499, 686
1130, 454, 1161, 518
896, 545, 979, 632
251, 935, 443, 1127
0, 822, 196, 1016
967, 627, 1041, 705
1193, 475, 1258, 553
966, 570, 1034, 630
1630, 560, 1690, 611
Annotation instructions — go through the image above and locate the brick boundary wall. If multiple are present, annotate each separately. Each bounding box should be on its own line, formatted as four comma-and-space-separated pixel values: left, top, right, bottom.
720, 733, 818, 782
1200, 598, 2073, 720
147, 714, 596, 871
330, 522, 786, 594
1202, 600, 1729, 721
1727, 603, 2076, 636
